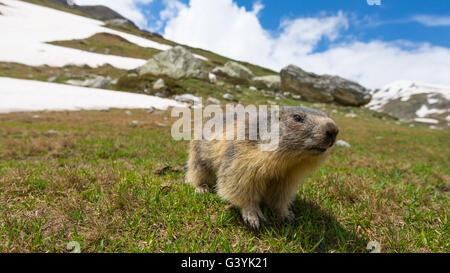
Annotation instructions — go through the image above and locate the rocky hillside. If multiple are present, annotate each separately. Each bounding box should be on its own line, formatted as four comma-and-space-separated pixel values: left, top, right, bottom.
39, 0, 138, 28
367, 81, 450, 128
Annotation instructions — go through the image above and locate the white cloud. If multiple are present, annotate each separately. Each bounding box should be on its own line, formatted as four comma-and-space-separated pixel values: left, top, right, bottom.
160, 0, 450, 89
73, 0, 154, 28
411, 15, 450, 26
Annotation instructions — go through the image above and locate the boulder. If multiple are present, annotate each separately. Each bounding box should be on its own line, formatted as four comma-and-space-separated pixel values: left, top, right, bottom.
66, 75, 112, 89
153, 78, 166, 90
213, 61, 254, 80
223, 93, 235, 101
252, 75, 281, 91
174, 94, 202, 105
137, 46, 208, 80
105, 19, 135, 29
280, 65, 371, 106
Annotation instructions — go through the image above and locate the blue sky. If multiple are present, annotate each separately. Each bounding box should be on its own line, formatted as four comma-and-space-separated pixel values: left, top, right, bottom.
139, 0, 450, 48
74, 0, 450, 88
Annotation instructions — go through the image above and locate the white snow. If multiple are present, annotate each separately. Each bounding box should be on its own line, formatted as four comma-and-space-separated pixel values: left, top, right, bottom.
415, 105, 447, 118
414, 118, 439, 124
0, 77, 184, 113
0, 0, 206, 69
367, 80, 450, 111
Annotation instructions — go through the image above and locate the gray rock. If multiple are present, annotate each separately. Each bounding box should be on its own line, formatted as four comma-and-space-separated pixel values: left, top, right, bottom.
66, 75, 112, 89
280, 65, 371, 106
213, 61, 254, 80
208, 73, 217, 83
47, 76, 58, 82
223, 93, 235, 101
207, 97, 221, 104
283, 92, 291, 98
105, 19, 135, 28
137, 46, 208, 80
45, 130, 59, 136
336, 140, 351, 148
174, 94, 201, 105
153, 78, 166, 90
252, 75, 281, 91
147, 107, 155, 114
125, 110, 132, 115
292, 95, 302, 100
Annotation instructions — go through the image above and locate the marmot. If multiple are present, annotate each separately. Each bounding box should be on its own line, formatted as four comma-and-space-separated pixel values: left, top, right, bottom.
186, 106, 339, 229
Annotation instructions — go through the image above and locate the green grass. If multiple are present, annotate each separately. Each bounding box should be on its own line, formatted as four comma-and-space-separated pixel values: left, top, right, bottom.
49, 33, 161, 60
0, 100, 448, 253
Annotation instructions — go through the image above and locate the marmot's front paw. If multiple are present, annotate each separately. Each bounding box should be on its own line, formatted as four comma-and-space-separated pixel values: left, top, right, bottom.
194, 185, 209, 194
279, 209, 296, 223
241, 207, 266, 230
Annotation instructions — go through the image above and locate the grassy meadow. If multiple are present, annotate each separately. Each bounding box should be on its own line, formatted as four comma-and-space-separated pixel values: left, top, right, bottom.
0, 96, 448, 253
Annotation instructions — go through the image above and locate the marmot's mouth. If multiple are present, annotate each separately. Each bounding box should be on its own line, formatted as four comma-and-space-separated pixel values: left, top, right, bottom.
309, 147, 327, 153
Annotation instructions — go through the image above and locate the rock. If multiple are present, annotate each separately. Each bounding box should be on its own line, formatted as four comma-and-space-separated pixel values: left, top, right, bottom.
283, 92, 291, 98
223, 93, 235, 101
252, 75, 281, 91
292, 95, 302, 100
249, 86, 257, 91
345, 113, 357, 118
155, 92, 166, 98
105, 19, 135, 28
267, 100, 277, 105
47, 76, 58, 82
147, 107, 155, 114
45, 130, 59, 136
32, 115, 41, 119
213, 61, 254, 80
66, 75, 112, 89
174, 94, 202, 105
280, 65, 371, 106
125, 110, 132, 115
131, 120, 140, 126
207, 97, 221, 104
336, 140, 351, 147
208, 73, 217, 83
153, 78, 166, 90
137, 46, 208, 80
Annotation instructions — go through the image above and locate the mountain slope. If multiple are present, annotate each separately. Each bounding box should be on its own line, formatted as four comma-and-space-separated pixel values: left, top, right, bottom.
367, 81, 450, 127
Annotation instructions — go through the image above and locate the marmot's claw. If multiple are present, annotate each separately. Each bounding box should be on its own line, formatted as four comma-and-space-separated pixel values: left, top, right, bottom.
244, 216, 260, 230
282, 210, 296, 223
242, 209, 263, 230
194, 185, 209, 194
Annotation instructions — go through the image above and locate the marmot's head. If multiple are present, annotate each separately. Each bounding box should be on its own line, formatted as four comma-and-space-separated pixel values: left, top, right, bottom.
278, 106, 338, 156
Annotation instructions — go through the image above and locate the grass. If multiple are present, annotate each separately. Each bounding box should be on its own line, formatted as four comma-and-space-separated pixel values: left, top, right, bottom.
0, 99, 448, 253
49, 33, 161, 60
0, 62, 127, 85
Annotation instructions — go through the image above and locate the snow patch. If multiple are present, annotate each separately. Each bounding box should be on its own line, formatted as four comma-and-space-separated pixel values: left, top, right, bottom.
367, 80, 450, 111
416, 105, 447, 118
0, 77, 184, 113
0, 0, 206, 69
414, 117, 439, 124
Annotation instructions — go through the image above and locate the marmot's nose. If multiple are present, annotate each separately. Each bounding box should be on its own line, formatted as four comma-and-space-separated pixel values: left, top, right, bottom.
325, 122, 339, 146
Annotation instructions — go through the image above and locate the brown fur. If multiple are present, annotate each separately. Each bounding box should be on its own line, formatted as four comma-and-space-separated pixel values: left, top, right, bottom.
186, 106, 338, 229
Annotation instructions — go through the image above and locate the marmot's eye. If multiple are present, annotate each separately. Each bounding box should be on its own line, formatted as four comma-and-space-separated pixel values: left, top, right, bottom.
293, 115, 304, 123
